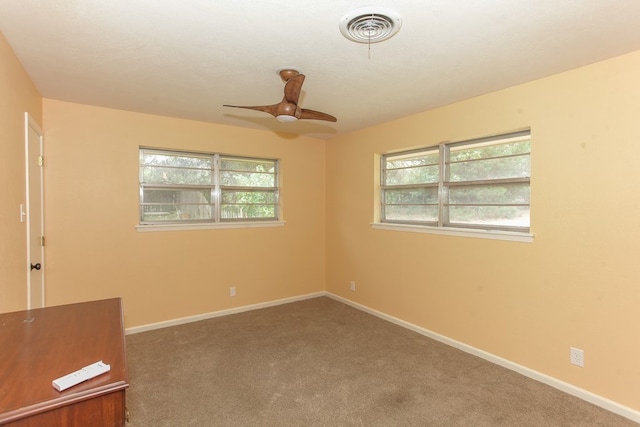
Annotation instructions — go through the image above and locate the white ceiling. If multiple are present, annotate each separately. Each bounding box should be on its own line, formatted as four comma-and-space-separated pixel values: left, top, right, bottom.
2, 1, 640, 139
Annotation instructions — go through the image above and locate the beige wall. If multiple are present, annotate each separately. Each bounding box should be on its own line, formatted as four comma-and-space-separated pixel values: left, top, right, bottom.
42, 100, 326, 327
0, 32, 42, 312
326, 50, 640, 410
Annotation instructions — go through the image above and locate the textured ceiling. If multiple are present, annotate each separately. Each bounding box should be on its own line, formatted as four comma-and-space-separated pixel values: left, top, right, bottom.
2, 1, 640, 139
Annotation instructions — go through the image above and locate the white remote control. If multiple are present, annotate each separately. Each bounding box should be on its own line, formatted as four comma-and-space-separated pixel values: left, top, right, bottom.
52, 360, 111, 392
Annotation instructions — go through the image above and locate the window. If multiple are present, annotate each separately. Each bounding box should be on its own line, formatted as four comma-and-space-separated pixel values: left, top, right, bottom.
380, 130, 530, 233
139, 148, 279, 225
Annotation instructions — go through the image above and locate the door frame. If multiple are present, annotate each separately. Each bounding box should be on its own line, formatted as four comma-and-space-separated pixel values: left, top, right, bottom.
25, 112, 45, 309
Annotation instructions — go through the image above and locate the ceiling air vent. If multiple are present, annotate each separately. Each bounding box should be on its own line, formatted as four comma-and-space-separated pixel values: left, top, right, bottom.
339, 7, 402, 43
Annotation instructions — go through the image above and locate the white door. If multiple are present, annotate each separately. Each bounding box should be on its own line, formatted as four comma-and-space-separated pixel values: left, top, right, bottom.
25, 113, 45, 309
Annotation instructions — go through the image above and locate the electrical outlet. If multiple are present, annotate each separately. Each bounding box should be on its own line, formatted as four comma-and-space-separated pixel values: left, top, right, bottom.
230, 286, 236, 297
570, 347, 584, 367
350, 281, 356, 292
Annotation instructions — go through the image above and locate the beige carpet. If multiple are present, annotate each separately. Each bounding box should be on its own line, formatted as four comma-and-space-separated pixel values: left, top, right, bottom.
125, 297, 635, 426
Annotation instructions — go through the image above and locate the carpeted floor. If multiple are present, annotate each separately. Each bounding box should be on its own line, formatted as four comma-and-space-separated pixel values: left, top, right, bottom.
125, 297, 636, 426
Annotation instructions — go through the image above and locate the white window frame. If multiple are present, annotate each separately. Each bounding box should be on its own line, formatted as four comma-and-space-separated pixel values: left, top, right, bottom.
137, 147, 283, 232
375, 130, 533, 243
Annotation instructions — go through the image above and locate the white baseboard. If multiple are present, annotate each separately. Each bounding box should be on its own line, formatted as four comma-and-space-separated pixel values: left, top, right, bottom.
125, 291, 324, 335
326, 292, 640, 424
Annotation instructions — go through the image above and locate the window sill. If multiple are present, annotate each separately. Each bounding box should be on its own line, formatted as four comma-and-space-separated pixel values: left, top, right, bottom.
371, 222, 533, 243
136, 221, 285, 232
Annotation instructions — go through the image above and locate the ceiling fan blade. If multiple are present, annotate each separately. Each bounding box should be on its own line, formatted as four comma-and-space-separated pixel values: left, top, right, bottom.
299, 108, 337, 122
224, 69, 337, 123
283, 75, 304, 105
223, 104, 279, 117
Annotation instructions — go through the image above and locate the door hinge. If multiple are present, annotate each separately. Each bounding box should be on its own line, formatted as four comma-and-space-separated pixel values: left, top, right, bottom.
38, 156, 44, 167
41, 236, 45, 247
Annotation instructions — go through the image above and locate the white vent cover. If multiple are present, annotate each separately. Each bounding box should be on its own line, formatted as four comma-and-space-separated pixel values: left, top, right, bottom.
339, 7, 402, 43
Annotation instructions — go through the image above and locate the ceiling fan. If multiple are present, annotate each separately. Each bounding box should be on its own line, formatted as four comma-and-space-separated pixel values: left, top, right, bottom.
224, 68, 337, 123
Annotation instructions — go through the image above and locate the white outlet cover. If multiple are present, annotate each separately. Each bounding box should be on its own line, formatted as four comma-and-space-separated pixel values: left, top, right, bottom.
570, 347, 584, 367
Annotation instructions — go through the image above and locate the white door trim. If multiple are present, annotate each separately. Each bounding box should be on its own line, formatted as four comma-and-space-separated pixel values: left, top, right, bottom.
25, 112, 45, 309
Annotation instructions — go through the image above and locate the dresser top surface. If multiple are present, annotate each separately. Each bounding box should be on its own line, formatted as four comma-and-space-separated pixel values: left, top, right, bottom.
0, 298, 128, 422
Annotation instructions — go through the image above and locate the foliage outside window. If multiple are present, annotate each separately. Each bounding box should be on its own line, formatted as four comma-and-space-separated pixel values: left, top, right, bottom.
381, 130, 530, 232
139, 148, 279, 224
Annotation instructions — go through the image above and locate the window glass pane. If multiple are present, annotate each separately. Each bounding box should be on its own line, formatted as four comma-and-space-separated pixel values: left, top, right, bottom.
221, 205, 276, 220
449, 140, 529, 162
448, 183, 530, 205
142, 152, 211, 169
221, 158, 275, 172
221, 191, 276, 204
143, 188, 212, 204
385, 151, 439, 169
220, 171, 275, 187
220, 190, 277, 220
448, 154, 530, 182
142, 204, 213, 221
384, 205, 438, 223
384, 188, 438, 204
142, 166, 212, 185
447, 206, 530, 228
448, 139, 530, 182
384, 152, 439, 185
221, 158, 276, 187
385, 165, 439, 185
141, 189, 212, 221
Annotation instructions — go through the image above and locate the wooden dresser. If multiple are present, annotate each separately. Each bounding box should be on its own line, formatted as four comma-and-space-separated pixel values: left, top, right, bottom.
0, 298, 129, 426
